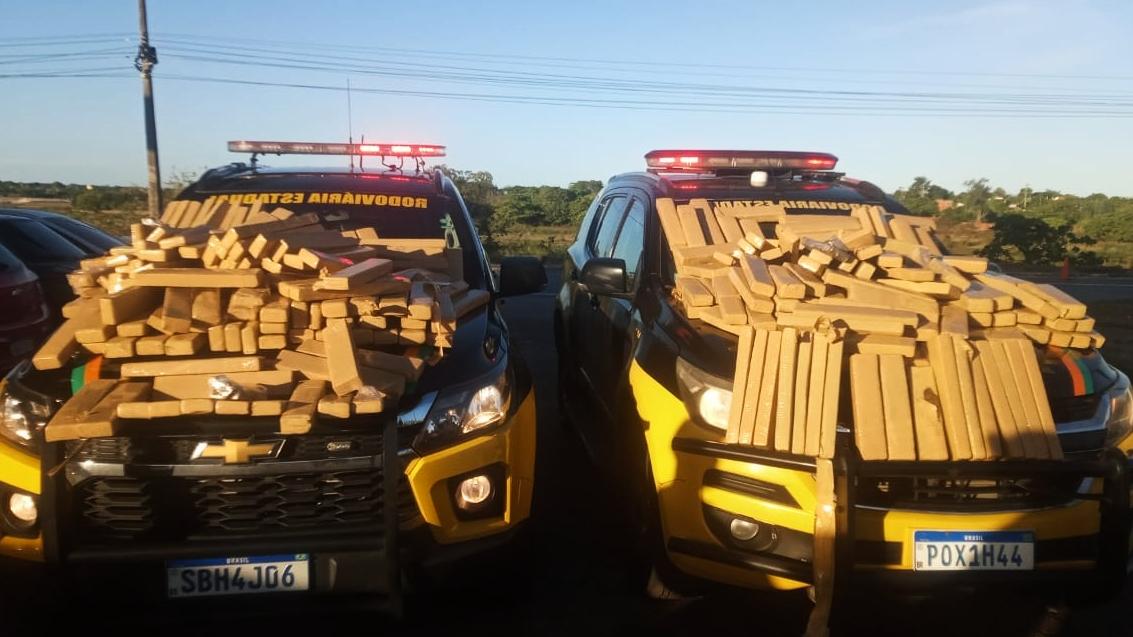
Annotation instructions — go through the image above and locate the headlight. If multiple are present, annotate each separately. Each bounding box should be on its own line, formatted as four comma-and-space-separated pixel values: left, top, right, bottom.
0, 363, 55, 450
675, 356, 733, 432
416, 362, 512, 451
1104, 372, 1133, 447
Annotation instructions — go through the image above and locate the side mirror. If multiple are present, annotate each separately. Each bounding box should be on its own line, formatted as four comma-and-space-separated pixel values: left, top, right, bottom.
580, 257, 628, 296
498, 256, 547, 297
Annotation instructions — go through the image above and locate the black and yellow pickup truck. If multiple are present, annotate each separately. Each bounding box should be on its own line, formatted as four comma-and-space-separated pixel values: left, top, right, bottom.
554, 149, 1132, 601
0, 141, 545, 611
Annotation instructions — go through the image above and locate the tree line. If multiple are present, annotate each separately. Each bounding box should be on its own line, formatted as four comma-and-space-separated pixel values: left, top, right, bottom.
3, 171, 1132, 268
436, 167, 603, 232
3, 169, 606, 233
892, 176, 1133, 267
0, 180, 147, 212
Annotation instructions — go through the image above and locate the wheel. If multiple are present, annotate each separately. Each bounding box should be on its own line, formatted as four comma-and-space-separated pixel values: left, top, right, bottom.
556, 354, 575, 430
552, 310, 575, 431
404, 525, 534, 601
645, 565, 684, 600
617, 399, 700, 600
1066, 567, 1128, 606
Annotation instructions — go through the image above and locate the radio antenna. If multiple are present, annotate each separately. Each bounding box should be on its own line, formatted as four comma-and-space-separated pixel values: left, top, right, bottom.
346, 77, 355, 174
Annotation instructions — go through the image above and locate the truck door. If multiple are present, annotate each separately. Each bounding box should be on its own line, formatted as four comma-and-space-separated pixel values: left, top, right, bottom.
573, 190, 649, 471
590, 194, 647, 416
568, 192, 629, 449
570, 193, 626, 382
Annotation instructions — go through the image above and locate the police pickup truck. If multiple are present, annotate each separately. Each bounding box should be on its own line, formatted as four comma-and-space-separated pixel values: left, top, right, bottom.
0, 141, 546, 612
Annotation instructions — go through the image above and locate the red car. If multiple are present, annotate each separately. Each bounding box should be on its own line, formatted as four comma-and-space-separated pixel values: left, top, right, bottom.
0, 242, 52, 376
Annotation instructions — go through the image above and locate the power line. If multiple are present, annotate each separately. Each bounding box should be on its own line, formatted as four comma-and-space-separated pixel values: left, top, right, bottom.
0, 67, 129, 77
4, 32, 1133, 118
7, 31, 1132, 85
0, 47, 133, 65
155, 31, 1133, 83
4, 69, 1133, 117
0, 32, 130, 42
159, 74, 1133, 117
149, 48, 1128, 104
151, 48, 1133, 112
0, 34, 132, 48
149, 37, 1133, 104
148, 37, 1115, 95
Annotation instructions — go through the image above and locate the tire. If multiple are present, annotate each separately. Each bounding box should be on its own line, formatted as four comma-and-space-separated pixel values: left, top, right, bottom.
556, 353, 575, 431
645, 565, 684, 601
618, 400, 700, 600
1066, 568, 1128, 606
404, 525, 534, 600
552, 310, 575, 431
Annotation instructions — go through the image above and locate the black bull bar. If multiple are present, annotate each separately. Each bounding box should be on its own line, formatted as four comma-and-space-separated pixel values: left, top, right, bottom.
671, 436, 1132, 596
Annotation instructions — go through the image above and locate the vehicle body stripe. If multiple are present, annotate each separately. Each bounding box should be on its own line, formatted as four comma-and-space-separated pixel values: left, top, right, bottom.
1073, 352, 1095, 395
69, 365, 83, 395
1058, 350, 1091, 397
84, 355, 103, 385
71, 356, 103, 393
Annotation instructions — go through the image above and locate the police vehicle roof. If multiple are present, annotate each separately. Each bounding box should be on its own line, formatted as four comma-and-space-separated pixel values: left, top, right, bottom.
612, 149, 905, 209
609, 170, 898, 207
187, 163, 443, 197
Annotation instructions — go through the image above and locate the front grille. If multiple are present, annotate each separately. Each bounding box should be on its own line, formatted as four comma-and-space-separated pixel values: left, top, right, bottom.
82, 477, 154, 536
857, 474, 1084, 512
65, 431, 409, 465
75, 470, 417, 542
71, 437, 134, 463
192, 470, 383, 532
1051, 394, 1102, 424
66, 428, 420, 545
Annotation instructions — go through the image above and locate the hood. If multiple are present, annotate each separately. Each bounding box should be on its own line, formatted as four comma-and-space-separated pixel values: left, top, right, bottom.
659, 298, 738, 381
662, 298, 1121, 423
17, 303, 505, 422
1038, 347, 1120, 402
25, 259, 80, 276
403, 303, 504, 401
0, 260, 37, 289
1039, 347, 1120, 436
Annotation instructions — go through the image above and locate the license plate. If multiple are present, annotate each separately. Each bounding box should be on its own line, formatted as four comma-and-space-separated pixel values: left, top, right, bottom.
166, 554, 310, 598
914, 531, 1034, 571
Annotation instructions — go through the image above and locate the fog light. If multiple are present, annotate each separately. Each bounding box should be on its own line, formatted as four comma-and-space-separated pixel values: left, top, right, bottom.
729, 517, 760, 541
7, 492, 37, 525
458, 475, 492, 506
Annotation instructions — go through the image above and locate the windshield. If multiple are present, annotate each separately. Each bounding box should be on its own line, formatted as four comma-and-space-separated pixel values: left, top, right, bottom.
204, 192, 462, 240
44, 216, 123, 253
289, 199, 459, 242
0, 218, 87, 263
197, 191, 485, 288
658, 196, 940, 283
0, 242, 25, 274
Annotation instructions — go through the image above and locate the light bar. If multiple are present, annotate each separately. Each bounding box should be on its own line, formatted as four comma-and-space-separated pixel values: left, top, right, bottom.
645, 150, 837, 172
228, 141, 446, 157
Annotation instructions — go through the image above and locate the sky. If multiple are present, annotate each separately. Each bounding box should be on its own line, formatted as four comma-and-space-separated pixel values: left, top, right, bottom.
2, 0, 1132, 196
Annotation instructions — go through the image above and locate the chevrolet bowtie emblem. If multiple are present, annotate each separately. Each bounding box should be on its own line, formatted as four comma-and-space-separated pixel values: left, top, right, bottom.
191, 439, 282, 464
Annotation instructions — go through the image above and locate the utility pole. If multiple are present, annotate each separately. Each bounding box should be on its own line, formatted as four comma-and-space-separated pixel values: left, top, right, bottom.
135, 0, 162, 216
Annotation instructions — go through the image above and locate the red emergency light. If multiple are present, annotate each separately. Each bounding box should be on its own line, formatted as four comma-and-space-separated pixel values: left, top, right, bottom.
645, 150, 837, 172
228, 141, 446, 158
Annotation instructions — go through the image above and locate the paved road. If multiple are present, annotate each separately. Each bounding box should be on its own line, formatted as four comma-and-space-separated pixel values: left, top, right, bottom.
7, 266, 1133, 635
